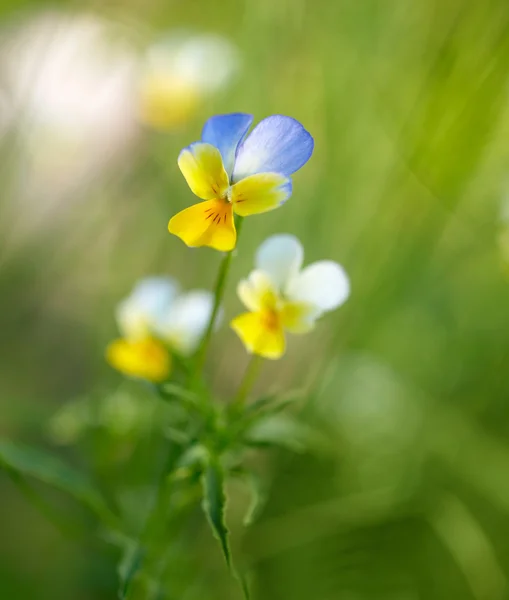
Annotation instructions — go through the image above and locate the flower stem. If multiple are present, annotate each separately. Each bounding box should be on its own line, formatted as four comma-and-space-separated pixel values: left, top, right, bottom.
233, 354, 263, 411
194, 217, 244, 376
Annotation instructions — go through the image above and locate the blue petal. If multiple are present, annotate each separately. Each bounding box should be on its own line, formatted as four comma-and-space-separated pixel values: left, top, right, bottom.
201, 113, 253, 176
232, 115, 314, 181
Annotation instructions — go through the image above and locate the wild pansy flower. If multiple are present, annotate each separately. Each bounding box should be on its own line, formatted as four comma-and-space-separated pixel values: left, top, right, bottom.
106, 277, 215, 382
231, 234, 350, 359
168, 114, 314, 252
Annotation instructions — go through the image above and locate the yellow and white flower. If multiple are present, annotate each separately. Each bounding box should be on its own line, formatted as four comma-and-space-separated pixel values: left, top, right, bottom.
139, 32, 239, 130
107, 277, 215, 382
231, 235, 350, 359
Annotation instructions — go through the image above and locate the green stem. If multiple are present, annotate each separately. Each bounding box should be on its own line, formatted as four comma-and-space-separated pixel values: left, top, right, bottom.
194, 217, 244, 376
233, 355, 263, 411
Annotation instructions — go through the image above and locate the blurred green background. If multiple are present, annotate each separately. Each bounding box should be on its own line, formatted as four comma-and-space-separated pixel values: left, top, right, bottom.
2, 0, 509, 598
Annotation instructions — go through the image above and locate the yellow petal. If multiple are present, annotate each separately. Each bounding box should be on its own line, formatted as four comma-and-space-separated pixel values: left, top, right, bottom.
237, 270, 278, 312
230, 311, 285, 360
168, 199, 236, 251
230, 172, 292, 217
106, 337, 171, 382
139, 74, 200, 130
178, 143, 229, 200
281, 301, 317, 334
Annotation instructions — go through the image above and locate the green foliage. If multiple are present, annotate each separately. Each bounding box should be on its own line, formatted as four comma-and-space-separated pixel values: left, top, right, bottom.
2, 0, 509, 598
201, 455, 231, 569
0, 438, 109, 518
118, 543, 145, 600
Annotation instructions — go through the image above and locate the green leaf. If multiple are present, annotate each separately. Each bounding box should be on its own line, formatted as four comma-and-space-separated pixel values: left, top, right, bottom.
0, 438, 107, 515
118, 542, 145, 600
244, 414, 325, 453
243, 470, 268, 527
159, 382, 200, 406
201, 457, 231, 568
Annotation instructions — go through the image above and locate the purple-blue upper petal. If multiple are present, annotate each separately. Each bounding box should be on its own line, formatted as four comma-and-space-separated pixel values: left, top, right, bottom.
232, 115, 314, 181
201, 113, 253, 177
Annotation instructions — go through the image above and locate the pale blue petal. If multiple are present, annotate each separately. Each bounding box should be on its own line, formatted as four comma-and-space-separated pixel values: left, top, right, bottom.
201, 113, 253, 176
232, 115, 314, 181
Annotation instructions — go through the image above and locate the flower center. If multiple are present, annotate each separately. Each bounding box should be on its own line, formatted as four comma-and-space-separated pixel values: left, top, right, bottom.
260, 308, 280, 332
224, 186, 233, 203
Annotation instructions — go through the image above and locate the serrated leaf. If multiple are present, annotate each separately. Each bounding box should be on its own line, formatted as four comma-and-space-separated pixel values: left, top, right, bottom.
0, 438, 106, 513
118, 543, 145, 600
201, 458, 231, 568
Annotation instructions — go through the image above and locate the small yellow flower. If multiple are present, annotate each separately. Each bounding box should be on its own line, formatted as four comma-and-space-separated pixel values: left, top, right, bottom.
139, 34, 239, 130
106, 337, 171, 382
231, 235, 350, 359
169, 114, 314, 251
106, 277, 216, 381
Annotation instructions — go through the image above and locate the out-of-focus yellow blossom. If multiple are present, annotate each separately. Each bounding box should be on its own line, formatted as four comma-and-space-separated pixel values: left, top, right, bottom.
169, 114, 314, 251
139, 33, 239, 130
106, 277, 215, 381
231, 235, 350, 359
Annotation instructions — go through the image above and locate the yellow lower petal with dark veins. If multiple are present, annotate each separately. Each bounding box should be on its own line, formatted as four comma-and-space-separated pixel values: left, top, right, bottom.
106, 337, 171, 382
230, 172, 292, 217
168, 199, 236, 251
230, 311, 285, 360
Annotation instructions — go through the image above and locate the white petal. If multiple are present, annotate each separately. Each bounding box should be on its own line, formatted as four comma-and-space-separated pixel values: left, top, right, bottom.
255, 234, 304, 291
286, 261, 350, 313
155, 290, 215, 355
116, 277, 179, 339
237, 270, 278, 312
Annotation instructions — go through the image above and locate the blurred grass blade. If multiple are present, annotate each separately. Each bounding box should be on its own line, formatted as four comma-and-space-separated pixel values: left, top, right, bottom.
0, 438, 109, 517
243, 470, 267, 527
118, 543, 145, 600
201, 457, 231, 568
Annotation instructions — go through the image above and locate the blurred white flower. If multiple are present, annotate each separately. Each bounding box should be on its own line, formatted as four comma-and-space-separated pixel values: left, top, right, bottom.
114, 276, 217, 356
0, 11, 140, 207
139, 32, 240, 130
